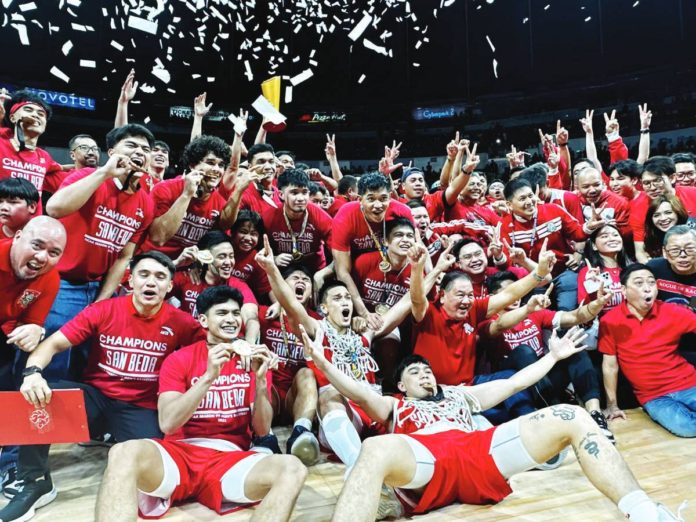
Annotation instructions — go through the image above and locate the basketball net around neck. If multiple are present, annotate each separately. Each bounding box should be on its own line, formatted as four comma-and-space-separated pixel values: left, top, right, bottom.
395, 385, 482, 432
321, 318, 381, 393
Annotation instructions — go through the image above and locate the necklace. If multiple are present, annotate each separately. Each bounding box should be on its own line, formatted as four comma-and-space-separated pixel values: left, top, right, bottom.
361, 208, 391, 272
283, 208, 309, 261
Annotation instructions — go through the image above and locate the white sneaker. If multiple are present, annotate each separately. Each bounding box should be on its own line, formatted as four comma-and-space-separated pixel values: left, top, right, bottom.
656, 501, 688, 521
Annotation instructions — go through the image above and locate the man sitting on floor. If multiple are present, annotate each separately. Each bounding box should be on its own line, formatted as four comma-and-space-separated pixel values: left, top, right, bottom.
95, 286, 307, 522
298, 323, 684, 522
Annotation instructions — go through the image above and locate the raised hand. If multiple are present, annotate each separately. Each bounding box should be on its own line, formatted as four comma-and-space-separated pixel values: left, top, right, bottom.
435, 240, 456, 272
463, 143, 480, 172
0, 87, 11, 121
299, 324, 326, 364
194, 92, 213, 118
183, 170, 203, 198
446, 132, 460, 160
265, 301, 281, 320
502, 238, 527, 266
407, 242, 428, 267
548, 326, 588, 361
378, 142, 404, 176
486, 223, 504, 260
556, 119, 569, 146
536, 238, 557, 278
119, 69, 138, 104
547, 151, 560, 169
603, 109, 619, 135
580, 109, 594, 135
254, 234, 276, 271
585, 203, 608, 232
173, 245, 199, 267
230, 108, 248, 136
592, 282, 612, 311
506, 145, 527, 168
526, 285, 553, 313
638, 103, 652, 130
325, 133, 337, 159
205, 343, 232, 380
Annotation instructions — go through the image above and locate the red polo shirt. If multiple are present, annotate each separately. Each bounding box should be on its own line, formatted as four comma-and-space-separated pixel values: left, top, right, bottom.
0, 239, 60, 334
413, 297, 490, 385
598, 300, 696, 404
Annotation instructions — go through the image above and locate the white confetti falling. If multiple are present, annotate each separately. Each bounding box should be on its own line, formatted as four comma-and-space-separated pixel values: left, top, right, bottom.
492, 58, 499, 78
110, 40, 124, 51
61, 40, 72, 55
143, 116, 151, 124
18, 2, 36, 12
485, 35, 495, 53
584, 16, 591, 22
11, 23, 29, 45
284, 85, 293, 104
363, 38, 389, 56
79, 59, 95, 68
50, 65, 70, 83
290, 68, 314, 86
127, 15, 157, 35
632, 1, 639, 6
358, 74, 366, 84
348, 12, 372, 41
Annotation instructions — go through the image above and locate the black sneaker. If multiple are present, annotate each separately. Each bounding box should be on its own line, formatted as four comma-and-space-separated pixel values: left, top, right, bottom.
2, 468, 22, 500
286, 426, 319, 466
251, 434, 282, 455
0, 474, 56, 522
1, 467, 17, 494
590, 410, 616, 445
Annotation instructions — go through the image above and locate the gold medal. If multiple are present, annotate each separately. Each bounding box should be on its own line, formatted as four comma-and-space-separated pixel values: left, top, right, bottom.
375, 303, 390, 316
292, 249, 303, 261
196, 249, 214, 264
230, 339, 253, 357
379, 259, 392, 273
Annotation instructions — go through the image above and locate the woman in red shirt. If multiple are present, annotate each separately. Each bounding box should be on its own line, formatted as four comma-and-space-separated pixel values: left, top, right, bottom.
643, 195, 688, 259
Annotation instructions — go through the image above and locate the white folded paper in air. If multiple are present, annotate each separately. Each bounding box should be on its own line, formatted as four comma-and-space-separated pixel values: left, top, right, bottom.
251, 95, 286, 125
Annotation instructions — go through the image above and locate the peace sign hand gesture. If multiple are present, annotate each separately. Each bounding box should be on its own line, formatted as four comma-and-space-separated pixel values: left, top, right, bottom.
580, 109, 594, 135
604, 109, 619, 135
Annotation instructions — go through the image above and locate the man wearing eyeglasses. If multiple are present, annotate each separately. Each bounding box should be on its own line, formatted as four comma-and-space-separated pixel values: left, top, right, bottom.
631, 156, 696, 262
672, 153, 696, 188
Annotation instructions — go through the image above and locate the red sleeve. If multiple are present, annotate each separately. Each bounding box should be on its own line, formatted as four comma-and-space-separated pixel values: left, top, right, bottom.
128, 195, 155, 245
59, 301, 103, 346
158, 349, 190, 394
425, 191, 446, 221
0, 129, 11, 139
535, 308, 557, 329
564, 193, 585, 223
59, 166, 95, 189
150, 179, 181, 218
558, 206, 587, 241
176, 310, 206, 345
558, 155, 571, 191
676, 186, 696, 215
577, 266, 589, 305
42, 169, 68, 195
608, 137, 629, 163
547, 171, 563, 190
229, 278, 258, 306
248, 261, 271, 296
598, 315, 617, 355
474, 296, 490, 325
330, 204, 354, 252
20, 273, 60, 326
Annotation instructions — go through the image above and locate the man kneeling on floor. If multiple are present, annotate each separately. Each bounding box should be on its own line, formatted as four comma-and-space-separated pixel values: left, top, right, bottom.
298, 323, 683, 522
95, 286, 307, 522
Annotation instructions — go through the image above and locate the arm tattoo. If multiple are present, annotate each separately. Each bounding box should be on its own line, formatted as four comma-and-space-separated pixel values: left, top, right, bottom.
550, 405, 576, 421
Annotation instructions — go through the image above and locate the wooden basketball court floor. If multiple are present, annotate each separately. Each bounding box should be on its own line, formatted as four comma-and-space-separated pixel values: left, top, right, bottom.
2, 409, 694, 521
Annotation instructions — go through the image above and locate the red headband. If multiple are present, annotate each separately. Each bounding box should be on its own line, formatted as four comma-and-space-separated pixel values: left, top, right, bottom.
9, 101, 40, 117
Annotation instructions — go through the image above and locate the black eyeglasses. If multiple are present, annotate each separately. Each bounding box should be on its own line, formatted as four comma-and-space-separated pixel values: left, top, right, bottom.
72, 145, 100, 153
665, 246, 696, 258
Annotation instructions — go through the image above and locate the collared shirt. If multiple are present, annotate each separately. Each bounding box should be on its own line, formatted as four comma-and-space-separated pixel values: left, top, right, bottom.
598, 300, 696, 404
0, 239, 60, 334
413, 297, 490, 386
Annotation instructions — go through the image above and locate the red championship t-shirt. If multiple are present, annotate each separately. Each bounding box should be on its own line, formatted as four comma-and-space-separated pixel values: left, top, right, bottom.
259, 307, 321, 391
480, 308, 557, 366
158, 340, 273, 449
327, 195, 348, 217
0, 239, 60, 334
55, 168, 155, 282
230, 247, 271, 299
598, 300, 696, 404
413, 297, 490, 385
240, 184, 282, 215
0, 137, 62, 197
140, 177, 228, 259
445, 200, 501, 230
352, 252, 411, 312
331, 201, 414, 257
171, 271, 257, 317
60, 295, 203, 409
262, 203, 333, 272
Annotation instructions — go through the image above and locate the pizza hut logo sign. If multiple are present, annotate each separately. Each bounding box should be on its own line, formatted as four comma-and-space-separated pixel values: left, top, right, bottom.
17, 289, 40, 309
29, 408, 51, 431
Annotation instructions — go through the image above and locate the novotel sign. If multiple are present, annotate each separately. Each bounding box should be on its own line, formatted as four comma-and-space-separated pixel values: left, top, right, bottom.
25, 87, 96, 111
412, 104, 465, 121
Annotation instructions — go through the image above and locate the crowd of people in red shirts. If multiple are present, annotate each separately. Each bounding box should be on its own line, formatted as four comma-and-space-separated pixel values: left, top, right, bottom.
0, 74, 694, 522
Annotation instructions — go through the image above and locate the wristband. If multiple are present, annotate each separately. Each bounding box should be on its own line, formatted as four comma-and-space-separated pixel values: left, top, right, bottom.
22, 365, 43, 378
558, 142, 568, 147
532, 271, 545, 282
640, 129, 650, 134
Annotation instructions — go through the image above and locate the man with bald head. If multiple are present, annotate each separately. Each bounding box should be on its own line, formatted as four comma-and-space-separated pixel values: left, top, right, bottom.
1, 216, 66, 390
575, 167, 631, 240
